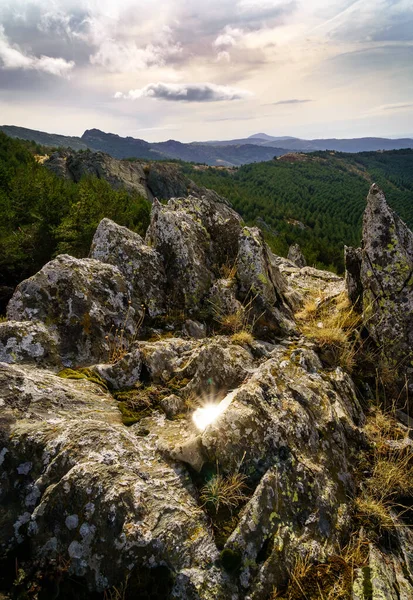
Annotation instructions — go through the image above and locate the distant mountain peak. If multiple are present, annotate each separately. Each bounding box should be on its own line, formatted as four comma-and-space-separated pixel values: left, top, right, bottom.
249, 133, 275, 140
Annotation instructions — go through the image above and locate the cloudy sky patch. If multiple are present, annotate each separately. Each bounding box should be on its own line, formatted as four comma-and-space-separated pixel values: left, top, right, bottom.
0, 0, 412, 140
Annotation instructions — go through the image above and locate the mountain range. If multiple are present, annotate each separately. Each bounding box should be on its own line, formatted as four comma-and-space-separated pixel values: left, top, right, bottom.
1, 124, 413, 166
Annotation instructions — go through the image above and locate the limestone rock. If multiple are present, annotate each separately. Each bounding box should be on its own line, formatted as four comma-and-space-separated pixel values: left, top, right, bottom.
90, 218, 166, 317
145, 199, 213, 311
7, 255, 137, 367
287, 243, 307, 268
0, 320, 60, 367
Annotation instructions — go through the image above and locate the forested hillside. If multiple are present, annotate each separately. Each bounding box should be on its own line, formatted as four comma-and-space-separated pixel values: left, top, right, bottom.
0, 132, 150, 311
183, 150, 413, 272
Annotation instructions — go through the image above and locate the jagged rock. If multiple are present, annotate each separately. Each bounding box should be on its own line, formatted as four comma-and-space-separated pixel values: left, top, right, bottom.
199, 346, 364, 595
351, 184, 413, 389
0, 321, 60, 366
7, 255, 137, 367
91, 348, 142, 390
237, 227, 295, 337
0, 363, 236, 599
182, 320, 206, 339
287, 243, 307, 268
145, 199, 213, 311
168, 192, 242, 264
344, 245, 363, 309
146, 162, 189, 200
90, 218, 166, 317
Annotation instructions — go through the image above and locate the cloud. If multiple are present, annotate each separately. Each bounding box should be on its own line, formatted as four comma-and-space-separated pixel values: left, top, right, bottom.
115, 82, 253, 102
0, 25, 74, 76
272, 99, 312, 105
382, 102, 413, 111
214, 26, 244, 48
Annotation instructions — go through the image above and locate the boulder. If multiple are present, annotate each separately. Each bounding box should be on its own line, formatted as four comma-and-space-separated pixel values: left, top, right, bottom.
90, 218, 166, 317
145, 200, 213, 312
0, 321, 60, 367
7, 255, 138, 367
287, 243, 306, 268
168, 192, 242, 265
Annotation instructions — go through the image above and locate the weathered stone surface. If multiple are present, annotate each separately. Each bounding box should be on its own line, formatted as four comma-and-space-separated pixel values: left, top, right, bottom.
237, 227, 295, 337
145, 199, 213, 311
7, 255, 137, 367
0, 321, 60, 366
352, 184, 413, 389
0, 363, 236, 599
90, 218, 166, 317
168, 192, 242, 265
208, 278, 245, 321
287, 243, 307, 268
91, 348, 142, 390
138, 338, 200, 384
182, 320, 206, 339
199, 346, 364, 596
345, 245, 363, 309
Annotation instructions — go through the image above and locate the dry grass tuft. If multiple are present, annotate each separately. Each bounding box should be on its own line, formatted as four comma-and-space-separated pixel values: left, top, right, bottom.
200, 473, 248, 513
295, 291, 362, 372
354, 405, 413, 536
272, 534, 369, 600
231, 331, 254, 346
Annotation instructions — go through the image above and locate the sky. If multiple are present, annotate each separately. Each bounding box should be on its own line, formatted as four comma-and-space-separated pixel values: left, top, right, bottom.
0, 0, 412, 142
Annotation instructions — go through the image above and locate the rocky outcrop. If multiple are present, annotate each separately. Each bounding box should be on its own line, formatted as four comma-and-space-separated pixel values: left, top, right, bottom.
90, 218, 166, 317
345, 184, 413, 389
287, 243, 307, 267
7, 255, 137, 366
3, 181, 413, 599
45, 150, 189, 200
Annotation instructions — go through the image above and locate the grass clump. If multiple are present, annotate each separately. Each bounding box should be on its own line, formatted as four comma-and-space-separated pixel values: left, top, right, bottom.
295, 291, 361, 372
200, 472, 248, 513
231, 331, 254, 347
272, 534, 369, 600
106, 304, 145, 364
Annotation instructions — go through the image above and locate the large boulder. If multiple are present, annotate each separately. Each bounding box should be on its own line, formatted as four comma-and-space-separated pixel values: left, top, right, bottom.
145, 199, 213, 312
0, 362, 235, 599
6, 255, 138, 366
347, 184, 413, 389
90, 218, 167, 317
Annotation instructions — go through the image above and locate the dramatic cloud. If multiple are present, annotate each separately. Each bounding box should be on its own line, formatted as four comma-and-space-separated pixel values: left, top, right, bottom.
115, 82, 253, 102
0, 25, 74, 77
0, 1, 412, 140
272, 99, 313, 105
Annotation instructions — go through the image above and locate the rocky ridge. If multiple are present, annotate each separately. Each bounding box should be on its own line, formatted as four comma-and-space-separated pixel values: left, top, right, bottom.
1, 183, 413, 599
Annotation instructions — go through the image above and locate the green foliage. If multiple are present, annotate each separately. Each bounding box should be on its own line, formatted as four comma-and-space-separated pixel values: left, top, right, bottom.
183, 149, 413, 273
0, 132, 151, 308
